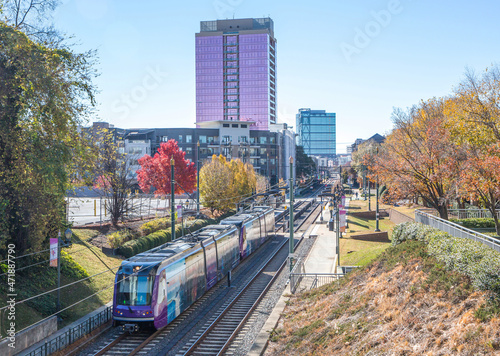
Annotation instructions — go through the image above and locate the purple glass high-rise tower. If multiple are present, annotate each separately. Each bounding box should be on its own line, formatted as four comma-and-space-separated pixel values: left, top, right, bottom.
196, 18, 277, 131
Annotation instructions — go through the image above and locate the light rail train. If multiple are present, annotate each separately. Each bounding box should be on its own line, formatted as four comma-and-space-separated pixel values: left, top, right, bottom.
112, 206, 275, 331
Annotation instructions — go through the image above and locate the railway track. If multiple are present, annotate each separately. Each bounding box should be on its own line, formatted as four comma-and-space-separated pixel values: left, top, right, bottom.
79, 186, 324, 356
176, 202, 320, 356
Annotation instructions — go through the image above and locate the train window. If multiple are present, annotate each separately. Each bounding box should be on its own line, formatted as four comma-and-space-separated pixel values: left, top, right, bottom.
117, 274, 154, 306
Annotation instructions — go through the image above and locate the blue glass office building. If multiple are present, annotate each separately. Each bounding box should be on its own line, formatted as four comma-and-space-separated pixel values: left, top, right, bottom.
296, 109, 336, 157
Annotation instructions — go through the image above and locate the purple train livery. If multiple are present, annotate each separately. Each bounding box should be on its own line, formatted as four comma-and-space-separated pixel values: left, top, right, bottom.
112, 206, 275, 331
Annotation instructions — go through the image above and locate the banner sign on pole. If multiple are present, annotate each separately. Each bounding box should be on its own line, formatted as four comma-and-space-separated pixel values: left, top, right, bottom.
177, 205, 182, 219
339, 209, 347, 233
341, 196, 346, 207
50, 238, 58, 267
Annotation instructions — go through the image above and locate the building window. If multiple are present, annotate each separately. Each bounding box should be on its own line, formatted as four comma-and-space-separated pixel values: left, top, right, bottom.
241, 124, 247, 128
232, 124, 238, 128
161, 136, 168, 142
238, 136, 248, 143
186, 135, 192, 143
128, 147, 143, 155
199, 135, 207, 144
222, 135, 231, 144
178, 135, 183, 143
259, 137, 267, 144
270, 136, 276, 144
186, 147, 192, 154
223, 124, 230, 127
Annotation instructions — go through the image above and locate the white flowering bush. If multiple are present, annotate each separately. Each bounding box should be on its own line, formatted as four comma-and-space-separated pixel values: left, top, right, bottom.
391, 222, 433, 246
392, 222, 500, 296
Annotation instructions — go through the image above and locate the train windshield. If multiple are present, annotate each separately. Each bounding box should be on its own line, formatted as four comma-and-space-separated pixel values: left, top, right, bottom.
116, 274, 153, 306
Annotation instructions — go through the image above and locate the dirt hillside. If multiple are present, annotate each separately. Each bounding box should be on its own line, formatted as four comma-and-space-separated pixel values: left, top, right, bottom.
266, 241, 500, 355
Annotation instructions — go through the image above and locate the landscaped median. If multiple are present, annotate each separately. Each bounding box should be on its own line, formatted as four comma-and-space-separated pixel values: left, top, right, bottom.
339, 199, 395, 267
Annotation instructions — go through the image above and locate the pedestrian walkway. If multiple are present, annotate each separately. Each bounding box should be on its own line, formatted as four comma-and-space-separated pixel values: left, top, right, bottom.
302, 197, 351, 275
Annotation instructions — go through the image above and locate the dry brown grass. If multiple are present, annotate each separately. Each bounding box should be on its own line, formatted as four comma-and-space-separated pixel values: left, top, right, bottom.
266, 242, 500, 355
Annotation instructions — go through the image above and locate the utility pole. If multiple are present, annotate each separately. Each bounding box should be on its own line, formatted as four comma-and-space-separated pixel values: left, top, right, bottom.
57, 231, 61, 316
171, 156, 175, 240
196, 141, 200, 215
289, 157, 294, 273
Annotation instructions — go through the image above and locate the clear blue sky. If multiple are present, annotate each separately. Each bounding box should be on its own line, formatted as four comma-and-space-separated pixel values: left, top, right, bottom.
53, 0, 500, 153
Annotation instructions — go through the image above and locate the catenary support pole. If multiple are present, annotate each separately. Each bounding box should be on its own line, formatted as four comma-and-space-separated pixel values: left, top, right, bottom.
375, 176, 380, 232
289, 157, 294, 273
197, 141, 200, 215
171, 156, 175, 240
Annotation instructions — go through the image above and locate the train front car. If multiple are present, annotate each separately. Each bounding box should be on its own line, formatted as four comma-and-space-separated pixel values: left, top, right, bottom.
113, 260, 159, 332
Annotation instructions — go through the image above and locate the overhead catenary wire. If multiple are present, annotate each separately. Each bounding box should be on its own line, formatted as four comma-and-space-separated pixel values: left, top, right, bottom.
1, 262, 153, 335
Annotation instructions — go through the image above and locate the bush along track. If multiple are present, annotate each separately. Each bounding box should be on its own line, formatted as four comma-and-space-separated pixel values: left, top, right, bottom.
449, 218, 496, 229
266, 222, 500, 355
118, 212, 234, 258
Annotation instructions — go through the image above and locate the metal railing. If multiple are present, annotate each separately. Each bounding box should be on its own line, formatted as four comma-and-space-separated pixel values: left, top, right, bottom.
447, 209, 500, 220
290, 258, 344, 294
387, 208, 415, 224
289, 258, 306, 294
415, 210, 500, 253
291, 273, 344, 293
25, 306, 113, 356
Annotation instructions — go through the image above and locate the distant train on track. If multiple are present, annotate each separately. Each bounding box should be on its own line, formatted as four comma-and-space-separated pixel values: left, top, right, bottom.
112, 206, 275, 332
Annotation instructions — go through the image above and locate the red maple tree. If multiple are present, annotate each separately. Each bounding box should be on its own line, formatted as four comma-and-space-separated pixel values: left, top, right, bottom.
137, 140, 196, 195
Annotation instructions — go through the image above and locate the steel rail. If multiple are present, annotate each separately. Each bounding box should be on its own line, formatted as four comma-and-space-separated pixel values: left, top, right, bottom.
182, 202, 320, 356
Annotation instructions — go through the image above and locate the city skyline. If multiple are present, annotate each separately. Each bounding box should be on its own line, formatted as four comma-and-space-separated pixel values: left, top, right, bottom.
52, 0, 500, 153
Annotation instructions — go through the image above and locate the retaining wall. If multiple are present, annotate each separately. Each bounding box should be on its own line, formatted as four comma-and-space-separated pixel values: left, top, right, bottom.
0, 316, 57, 356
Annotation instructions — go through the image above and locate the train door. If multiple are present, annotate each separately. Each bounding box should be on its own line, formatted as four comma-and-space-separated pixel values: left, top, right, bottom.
154, 269, 168, 329
203, 239, 218, 289
165, 259, 186, 324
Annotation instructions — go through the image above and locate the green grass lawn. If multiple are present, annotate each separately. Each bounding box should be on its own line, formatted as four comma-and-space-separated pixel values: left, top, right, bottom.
58, 229, 123, 327
348, 196, 419, 219
339, 213, 395, 267
0, 229, 123, 336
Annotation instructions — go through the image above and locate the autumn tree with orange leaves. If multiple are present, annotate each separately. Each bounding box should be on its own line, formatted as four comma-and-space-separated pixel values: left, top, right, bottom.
373, 99, 463, 219
445, 67, 500, 233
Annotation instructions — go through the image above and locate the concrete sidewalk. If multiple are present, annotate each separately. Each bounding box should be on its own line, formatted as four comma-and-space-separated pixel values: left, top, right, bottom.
302, 197, 350, 274
302, 205, 338, 274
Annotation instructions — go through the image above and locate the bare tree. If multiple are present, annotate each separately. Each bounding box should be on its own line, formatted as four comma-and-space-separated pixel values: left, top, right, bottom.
89, 128, 138, 227
2, 0, 61, 43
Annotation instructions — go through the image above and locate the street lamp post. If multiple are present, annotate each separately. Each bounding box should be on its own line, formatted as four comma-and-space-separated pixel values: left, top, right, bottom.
196, 141, 200, 215
362, 165, 367, 201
